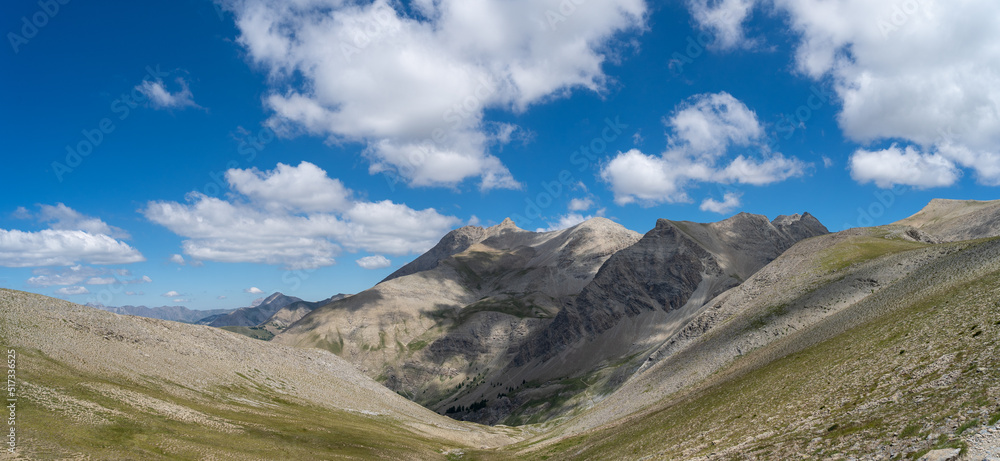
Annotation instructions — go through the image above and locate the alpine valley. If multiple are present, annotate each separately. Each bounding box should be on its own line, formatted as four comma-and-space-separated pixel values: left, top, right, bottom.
5, 199, 1000, 459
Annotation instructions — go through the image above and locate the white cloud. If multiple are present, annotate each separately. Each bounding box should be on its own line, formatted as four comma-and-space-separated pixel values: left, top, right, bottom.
687, 0, 758, 49
162, 290, 180, 297
355, 255, 392, 270
217, 295, 227, 300
536, 213, 593, 232
223, 0, 646, 189
244, 287, 264, 294
0, 205, 143, 268
669, 92, 763, 153
227, 162, 352, 212
849, 144, 961, 189
37, 203, 129, 239
172, 298, 190, 303
567, 198, 594, 211
85, 277, 116, 285
696, 0, 1000, 186
55, 286, 89, 296
700, 192, 743, 214
822, 155, 834, 168
136, 77, 199, 110
144, 162, 462, 269
26, 266, 150, 286
602, 93, 807, 205
169, 254, 185, 265
0, 229, 144, 268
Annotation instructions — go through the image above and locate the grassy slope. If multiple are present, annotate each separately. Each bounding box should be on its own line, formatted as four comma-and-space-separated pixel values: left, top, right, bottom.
220, 325, 275, 340
0, 289, 512, 460
16, 352, 449, 459
484, 236, 1000, 459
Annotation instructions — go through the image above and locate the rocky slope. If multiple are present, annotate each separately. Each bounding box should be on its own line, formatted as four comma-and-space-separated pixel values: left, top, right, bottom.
897, 198, 1000, 242
0, 288, 518, 459
497, 202, 1000, 459
273, 217, 641, 414
204, 292, 303, 327
448, 212, 828, 424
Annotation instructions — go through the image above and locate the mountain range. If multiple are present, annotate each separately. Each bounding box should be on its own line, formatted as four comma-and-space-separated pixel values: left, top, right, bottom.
5, 198, 1000, 458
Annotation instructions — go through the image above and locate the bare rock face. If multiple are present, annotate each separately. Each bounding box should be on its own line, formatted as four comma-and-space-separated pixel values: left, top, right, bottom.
510, 213, 829, 372
433, 212, 829, 424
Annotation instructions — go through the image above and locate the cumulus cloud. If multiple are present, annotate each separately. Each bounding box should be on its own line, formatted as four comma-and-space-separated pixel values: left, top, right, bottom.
691, 0, 1000, 187
222, 0, 646, 189
144, 161, 462, 269
0, 204, 143, 268
700, 191, 743, 214
355, 255, 392, 270
601, 93, 807, 205
136, 77, 199, 110
244, 287, 264, 294
55, 286, 89, 296
162, 290, 180, 297
0, 230, 144, 268
169, 254, 185, 265
687, 0, 758, 49
567, 198, 594, 212
227, 161, 352, 213
849, 145, 961, 189
37, 203, 130, 239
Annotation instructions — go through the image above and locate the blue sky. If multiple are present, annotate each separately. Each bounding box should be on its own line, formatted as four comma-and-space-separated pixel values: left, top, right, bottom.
2, 0, 998, 309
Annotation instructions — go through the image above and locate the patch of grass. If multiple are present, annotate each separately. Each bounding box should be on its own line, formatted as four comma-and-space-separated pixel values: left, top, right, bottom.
748, 304, 789, 330
900, 423, 921, 438
220, 325, 274, 341
454, 297, 541, 327
407, 339, 429, 351
957, 418, 979, 435
817, 236, 927, 272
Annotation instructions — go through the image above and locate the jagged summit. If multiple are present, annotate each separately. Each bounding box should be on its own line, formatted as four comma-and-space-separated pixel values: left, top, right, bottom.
490, 217, 521, 232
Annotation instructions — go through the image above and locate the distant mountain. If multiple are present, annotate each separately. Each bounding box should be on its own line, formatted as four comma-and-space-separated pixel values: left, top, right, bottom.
206, 292, 303, 327
88, 303, 235, 324
273, 217, 643, 412
259, 293, 351, 335
474, 212, 828, 423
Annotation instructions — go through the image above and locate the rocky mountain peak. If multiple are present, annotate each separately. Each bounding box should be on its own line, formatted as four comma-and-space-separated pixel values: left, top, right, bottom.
486, 217, 522, 235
